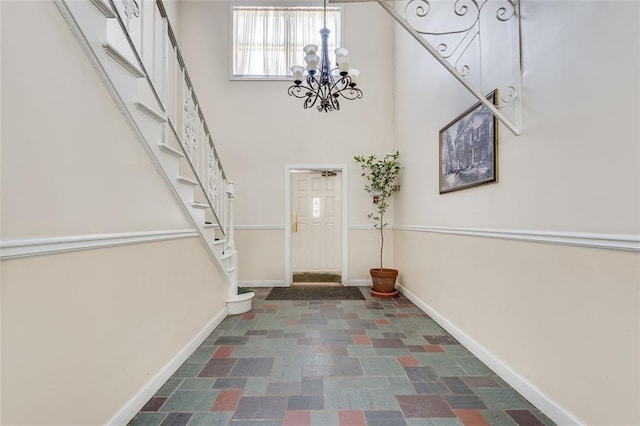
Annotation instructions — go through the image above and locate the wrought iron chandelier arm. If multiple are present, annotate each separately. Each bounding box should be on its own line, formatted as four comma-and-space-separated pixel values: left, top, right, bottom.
331, 78, 363, 101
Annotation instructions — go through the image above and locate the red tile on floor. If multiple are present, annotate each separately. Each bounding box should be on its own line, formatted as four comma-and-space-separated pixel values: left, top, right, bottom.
353, 335, 370, 345
284, 410, 311, 426
397, 313, 411, 318
242, 313, 256, 320
425, 345, 445, 353
286, 319, 301, 325
313, 345, 332, 353
397, 356, 419, 366
374, 319, 389, 325
211, 389, 242, 411
338, 410, 366, 426
213, 346, 235, 358
262, 304, 280, 309
454, 409, 490, 426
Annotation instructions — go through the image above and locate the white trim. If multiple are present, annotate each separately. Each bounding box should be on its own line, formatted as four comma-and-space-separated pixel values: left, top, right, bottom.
349, 224, 376, 230
230, 225, 373, 231
396, 283, 585, 426
135, 101, 168, 123
54, 0, 232, 285
0, 230, 198, 260
89, 0, 116, 18
284, 164, 349, 286
235, 225, 285, 230
227, 291, 256, 314
239, 280, 289, 287
102, 43, 145, 78
177, 176, 198, 186
107, 308, 228, 425
393, 225, 640, 252
158, 143, 185, 159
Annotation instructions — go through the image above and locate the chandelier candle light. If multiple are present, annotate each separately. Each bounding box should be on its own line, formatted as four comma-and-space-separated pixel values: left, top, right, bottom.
287, 0, 363, 112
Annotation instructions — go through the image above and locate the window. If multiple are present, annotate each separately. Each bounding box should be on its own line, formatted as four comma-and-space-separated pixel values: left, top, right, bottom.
232, 5, 341, 79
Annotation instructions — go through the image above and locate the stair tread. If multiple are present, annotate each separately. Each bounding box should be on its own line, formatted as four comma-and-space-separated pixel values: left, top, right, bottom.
102, 43, 144, 78
135, 101, 167, 123
89, 0, 116, 18
177, 176, 198, 186
159, 143, 185, 158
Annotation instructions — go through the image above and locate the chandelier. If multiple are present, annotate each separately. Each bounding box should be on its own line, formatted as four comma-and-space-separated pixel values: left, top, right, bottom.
287, 0, 363, 112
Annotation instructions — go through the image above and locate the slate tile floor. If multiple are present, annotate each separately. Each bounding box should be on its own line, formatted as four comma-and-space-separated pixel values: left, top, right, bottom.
130, 288, 554, 426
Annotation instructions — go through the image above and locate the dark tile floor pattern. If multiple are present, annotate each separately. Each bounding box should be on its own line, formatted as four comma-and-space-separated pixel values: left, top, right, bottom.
130, 287, 554, 426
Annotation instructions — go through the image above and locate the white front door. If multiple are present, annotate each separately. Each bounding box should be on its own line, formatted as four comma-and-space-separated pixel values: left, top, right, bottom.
291, 171, 342, 276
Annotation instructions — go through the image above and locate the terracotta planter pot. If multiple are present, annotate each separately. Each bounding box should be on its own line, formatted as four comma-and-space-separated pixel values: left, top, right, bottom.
369, 268, 399, 298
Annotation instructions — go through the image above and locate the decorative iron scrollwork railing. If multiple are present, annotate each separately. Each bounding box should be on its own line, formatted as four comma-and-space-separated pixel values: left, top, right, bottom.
376, 0, 522, 134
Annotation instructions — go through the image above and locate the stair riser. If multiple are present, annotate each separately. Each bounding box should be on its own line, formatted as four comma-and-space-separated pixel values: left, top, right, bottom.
157, 155, 180, 181
174, 183, 195, 204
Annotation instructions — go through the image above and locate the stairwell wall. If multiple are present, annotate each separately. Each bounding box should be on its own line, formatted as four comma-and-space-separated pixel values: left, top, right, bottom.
176, 0, 395, 284
392, 1, 639, 424
1, 1, 228, 423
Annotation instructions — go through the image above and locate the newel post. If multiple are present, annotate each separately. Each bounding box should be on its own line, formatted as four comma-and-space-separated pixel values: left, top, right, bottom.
226, 181, 238, 298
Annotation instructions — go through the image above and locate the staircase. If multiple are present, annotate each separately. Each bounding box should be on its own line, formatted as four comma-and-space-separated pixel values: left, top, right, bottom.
54, 0, 253, 314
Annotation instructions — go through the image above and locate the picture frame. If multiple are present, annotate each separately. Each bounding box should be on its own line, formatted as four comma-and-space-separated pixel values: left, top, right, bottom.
439, 90, 498, 194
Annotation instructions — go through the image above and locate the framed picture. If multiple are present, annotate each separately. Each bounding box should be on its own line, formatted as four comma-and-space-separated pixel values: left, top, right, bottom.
439, 90, 498, 194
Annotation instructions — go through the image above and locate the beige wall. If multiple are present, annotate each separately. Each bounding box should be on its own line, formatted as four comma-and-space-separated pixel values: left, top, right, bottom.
393, 1, 639, 233
177, 1, 395, 281
1, 2, 229, 424
392, 0, 640, 423
1, 239, 228, 425
236, 228, 286, 282
1, 1, 194, 240
236, 227, 393, 283
395, 231, 639, 424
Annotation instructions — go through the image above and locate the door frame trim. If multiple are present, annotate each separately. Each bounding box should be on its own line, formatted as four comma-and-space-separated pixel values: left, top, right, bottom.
284, 164, 349, 286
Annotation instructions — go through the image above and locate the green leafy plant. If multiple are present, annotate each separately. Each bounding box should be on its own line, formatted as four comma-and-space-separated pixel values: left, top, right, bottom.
354, 151, 401, 270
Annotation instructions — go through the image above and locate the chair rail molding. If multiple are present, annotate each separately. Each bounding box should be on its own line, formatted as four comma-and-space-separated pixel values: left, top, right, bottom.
0, 230, 199, 260
235, 225, 285, 231
393, 225, 640, 252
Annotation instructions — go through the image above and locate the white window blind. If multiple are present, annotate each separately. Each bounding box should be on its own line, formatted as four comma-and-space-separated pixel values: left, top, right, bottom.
232, 6, 341, 79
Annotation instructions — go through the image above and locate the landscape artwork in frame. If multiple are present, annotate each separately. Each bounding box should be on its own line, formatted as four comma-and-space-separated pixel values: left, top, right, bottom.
439, 90, 498, 194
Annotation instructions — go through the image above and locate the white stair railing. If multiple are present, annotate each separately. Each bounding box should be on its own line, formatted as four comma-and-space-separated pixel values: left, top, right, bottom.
106, 0, 234, 256
56, 0, 252, 310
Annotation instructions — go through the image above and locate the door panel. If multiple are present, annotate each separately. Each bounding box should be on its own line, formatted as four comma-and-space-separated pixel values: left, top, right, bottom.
291, 171, 341, 276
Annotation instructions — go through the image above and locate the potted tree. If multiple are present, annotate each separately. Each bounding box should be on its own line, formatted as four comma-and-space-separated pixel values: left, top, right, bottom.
354, 151, 401, 298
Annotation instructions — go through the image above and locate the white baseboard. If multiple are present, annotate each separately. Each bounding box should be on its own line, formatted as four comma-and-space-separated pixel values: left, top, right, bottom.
107, 307, 228, 425
238, 280, 288, 288
396, 283, 584, 426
